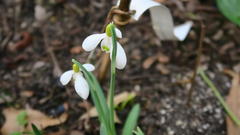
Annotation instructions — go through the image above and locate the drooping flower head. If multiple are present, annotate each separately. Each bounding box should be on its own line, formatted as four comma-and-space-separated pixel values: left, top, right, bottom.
82, 23, 127, 69
60, 63, 95, 99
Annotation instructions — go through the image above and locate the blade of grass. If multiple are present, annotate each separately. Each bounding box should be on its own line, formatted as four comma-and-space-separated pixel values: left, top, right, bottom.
198, 69, 240, 126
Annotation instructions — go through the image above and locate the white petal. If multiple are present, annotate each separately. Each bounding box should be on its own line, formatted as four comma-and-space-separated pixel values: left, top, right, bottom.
60, 70, 73, 85
82, 33, 106, 51
83, 63, 95, 72
130, 0, 160, 20
173, 21, 193, 41
74, 74, 89, 100
115, 27, 122, 38
100, 37, 112, 52
110, 43, 127, 70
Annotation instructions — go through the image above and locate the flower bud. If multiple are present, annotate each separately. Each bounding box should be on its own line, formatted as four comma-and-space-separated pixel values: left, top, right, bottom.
72, 64, 80, 73
105, 23, 113, 37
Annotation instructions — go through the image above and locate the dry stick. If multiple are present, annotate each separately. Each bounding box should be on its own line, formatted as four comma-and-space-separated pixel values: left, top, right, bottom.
187, 22, 205, 106
42, 27, 62, 77
97, 0, 132, 82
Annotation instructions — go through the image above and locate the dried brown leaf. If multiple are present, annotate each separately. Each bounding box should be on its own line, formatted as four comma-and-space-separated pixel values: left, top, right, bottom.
143, 53, 169, 69
20, 90, 34, 97
70, 46, 83, 54
1, 108, 68, 135
80, 92, 136, 123
70, 130, 84, 135
46, 129, 67, 135
154, 0, 167, 3
225, 70, 240, 135
156, 63, 170, 74
142, 56, 158, 69
157, 53, 170, 63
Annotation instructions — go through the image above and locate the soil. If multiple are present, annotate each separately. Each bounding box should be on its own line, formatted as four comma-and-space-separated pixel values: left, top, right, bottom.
1, 0, 240, 135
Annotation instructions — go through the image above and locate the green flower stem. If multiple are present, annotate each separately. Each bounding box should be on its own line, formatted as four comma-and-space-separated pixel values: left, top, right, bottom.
108, 23, 117, 135
198, 69, 240, 126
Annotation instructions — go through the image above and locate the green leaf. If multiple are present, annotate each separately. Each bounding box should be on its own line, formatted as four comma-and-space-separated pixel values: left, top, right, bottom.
17, 111, 28, 126
122, 104, 141, 135
133, 127, 144, 135
217, 0, 240, 26
31, 124, 42, 135
10, 132, 22, 135
100, 123, 108, 135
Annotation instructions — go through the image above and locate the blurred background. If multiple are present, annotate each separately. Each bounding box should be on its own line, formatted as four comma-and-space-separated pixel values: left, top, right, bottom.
0, 0, 240, 135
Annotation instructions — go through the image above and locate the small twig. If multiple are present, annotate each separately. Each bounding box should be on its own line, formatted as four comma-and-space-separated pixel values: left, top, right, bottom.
187, 22, 205, 106
199, 69, 240, 126
42, 27, 62, 77
1, 33, 12, 50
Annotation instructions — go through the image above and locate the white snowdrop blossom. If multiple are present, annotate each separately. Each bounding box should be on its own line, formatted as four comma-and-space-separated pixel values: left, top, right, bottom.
82, 23, 127, 69
60, 63, 95, 100
116, 0, 193, 41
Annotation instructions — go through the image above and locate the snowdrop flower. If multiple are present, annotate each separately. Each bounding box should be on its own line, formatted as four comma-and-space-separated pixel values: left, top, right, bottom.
116, 0, 192, 41
82, 23, 127, 69
60, 63, 95, 100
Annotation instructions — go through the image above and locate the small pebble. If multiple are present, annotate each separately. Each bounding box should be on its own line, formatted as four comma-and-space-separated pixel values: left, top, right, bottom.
176, 120, 183, 126
167, 127, 175, 135
160, 109, 166, 115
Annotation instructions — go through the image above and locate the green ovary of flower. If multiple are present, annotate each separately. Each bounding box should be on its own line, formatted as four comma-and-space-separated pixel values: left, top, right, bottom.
72, 64, 80, 73
102, 45, 110, 52
105, 23, 113, 37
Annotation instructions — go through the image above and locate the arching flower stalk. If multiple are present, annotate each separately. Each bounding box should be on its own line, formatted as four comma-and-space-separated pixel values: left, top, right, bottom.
60, 63, 95, 99
82, 23, 127, 69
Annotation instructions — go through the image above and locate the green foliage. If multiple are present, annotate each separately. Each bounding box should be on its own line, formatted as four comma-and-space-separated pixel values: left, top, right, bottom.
17, 111, 28, 126
217, 0, 240, 26
133, 127, 144, 135
122, 104, 141, 135
100, 124, 108, 135
31, 124, 42, 135
10, 132, 22, 135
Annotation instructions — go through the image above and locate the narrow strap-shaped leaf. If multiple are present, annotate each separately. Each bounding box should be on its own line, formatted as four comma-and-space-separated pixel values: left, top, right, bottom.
199, 69, 240, 126
122, 104, 141, 135
31, 124, 42, 135
100, 123, 108, 135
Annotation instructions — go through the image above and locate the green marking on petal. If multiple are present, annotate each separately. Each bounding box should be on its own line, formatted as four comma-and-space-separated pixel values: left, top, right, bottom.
102, 45, 110, 52
106, 23, 113, 37
73, 64, 80, 73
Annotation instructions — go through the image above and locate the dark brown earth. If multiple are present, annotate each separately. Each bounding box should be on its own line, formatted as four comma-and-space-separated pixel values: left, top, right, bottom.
1, 0, 240, 135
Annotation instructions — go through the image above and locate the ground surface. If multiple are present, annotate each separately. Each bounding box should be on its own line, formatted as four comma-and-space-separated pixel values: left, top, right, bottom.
1, 0, 240, 135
